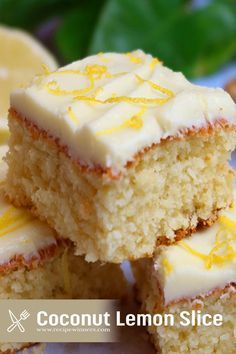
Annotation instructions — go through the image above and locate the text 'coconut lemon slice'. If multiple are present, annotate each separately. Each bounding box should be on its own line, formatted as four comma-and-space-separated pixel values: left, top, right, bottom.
0, 25, 58, 143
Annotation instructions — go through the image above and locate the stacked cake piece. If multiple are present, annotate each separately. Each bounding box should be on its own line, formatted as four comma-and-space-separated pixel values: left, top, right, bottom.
133, 200, 236, 353
0, 146, 126, 354
5, 50, 236, 263
4, 50, 236, 353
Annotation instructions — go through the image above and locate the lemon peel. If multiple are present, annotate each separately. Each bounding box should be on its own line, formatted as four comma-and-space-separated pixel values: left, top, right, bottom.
179, 241, 208, 262
44, 59, 173, 106
218, 214, 236, 230
0, 206, 23, 229
126, 52, 143, 64
98, 52, 110, 63
0, 218, 31, 238
0, 206, 33, 238
96, 107, 146, 136
44, 64, 115, 96
179, 214, 236, 269
46, 64, 109, 79
67, 107, 79, 124
149, 57, 162, 69
75, 94, 172, 105
42, 63, 51, 75
162, 258, 173, 275
74, 73, 174, 105
135, 74, 174, 98
45, 76, 95, 96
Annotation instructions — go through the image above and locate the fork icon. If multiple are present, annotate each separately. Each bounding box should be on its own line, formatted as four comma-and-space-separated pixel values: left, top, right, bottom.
7, 309, 30, 333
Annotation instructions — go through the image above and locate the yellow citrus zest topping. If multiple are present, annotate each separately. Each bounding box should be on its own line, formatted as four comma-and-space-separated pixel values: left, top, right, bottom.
67, 107, 79, 124
179, 241, 208, 261
85, 64, 109, 79
75, 73, 174, 105
162, 258, 173, 275
179, 214, 236, 269
218, 214, 236, 229
44, 64, 116, 96
48, 65, 125, 80
135, 74, 174, 99
75, 94, 172, 105
92, 86, 103, 96
98, 52, 110, 63
54, 65, 109, 79
46, 77, 95, 96
111, 71, 129, 78
126, 52, 143, 64
44, 58, 174, 108
149, 57, 162, 69
44, 57, 175, 136
42, 63, 51, 75
0, 207, 23, 229
0, 206, 33, 238
96, 107, 146, 136
0, 219, 31, 238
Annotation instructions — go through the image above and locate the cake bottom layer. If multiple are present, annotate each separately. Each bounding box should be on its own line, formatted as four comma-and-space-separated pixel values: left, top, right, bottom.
0, 246, 126, 354
0, 247, 126, 300
5, 112, 236, 262
132, 260, 236, 354
0, 342, 33, 354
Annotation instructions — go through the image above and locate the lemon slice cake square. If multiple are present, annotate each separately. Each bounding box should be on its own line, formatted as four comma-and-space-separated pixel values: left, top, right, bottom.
0, 147, 126, 354
5, 50, 236, 262
132, 192, 236, 354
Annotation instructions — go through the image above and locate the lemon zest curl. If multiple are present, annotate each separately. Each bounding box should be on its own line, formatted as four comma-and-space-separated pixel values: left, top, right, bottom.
67, 107, 79, 124
96, 107, 146, 136
179, 214, 236, 270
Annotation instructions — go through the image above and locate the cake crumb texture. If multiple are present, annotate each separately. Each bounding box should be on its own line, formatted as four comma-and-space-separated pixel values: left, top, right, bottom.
5, 113, 236, 262
0, 247, 126, 353
133, 259, 236, 354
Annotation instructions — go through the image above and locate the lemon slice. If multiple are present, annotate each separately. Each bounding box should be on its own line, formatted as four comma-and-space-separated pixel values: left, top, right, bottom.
0, 25, 58, 143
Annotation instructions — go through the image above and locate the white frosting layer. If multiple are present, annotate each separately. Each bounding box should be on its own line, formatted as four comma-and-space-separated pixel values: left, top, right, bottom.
10, 50, 236, 172
155, 195, 236, 304
0, 147, 57, 266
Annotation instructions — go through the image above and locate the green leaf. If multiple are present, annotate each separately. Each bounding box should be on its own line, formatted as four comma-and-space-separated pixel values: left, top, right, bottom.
186, 2, 236, 76
55, 0, 106, 62
0, 0, 78, 30
89, 0, 186, 54
87, 0, 236, 77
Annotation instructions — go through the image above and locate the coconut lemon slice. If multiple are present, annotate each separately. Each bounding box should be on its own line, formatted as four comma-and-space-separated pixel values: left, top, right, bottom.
0, 25, 58, 143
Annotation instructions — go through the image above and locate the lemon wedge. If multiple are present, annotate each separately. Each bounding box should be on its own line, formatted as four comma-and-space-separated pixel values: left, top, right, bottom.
0, 25, 58, 143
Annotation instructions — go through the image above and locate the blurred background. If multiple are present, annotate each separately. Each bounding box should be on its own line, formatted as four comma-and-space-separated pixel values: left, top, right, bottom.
0, 0, 235, 78
0, 0, 235, 144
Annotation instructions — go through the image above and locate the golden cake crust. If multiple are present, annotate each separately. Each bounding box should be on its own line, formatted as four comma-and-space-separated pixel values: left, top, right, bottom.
0, 237, 70, 275
6, 107, 236, 262
165, 283, 236, 308
156, 210, 220, 247
0, 343, 35, 354
9, 108, 236, 180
